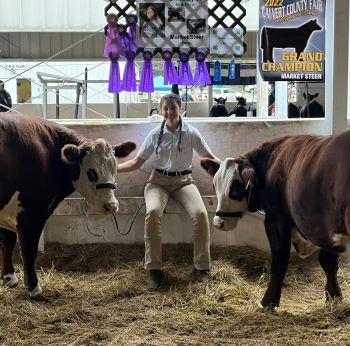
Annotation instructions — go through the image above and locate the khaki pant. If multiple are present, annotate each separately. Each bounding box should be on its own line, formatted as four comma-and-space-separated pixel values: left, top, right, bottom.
144, 170, 211, 270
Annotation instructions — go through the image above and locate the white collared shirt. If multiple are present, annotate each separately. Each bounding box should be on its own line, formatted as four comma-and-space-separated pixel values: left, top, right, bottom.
137, 121, 213, 171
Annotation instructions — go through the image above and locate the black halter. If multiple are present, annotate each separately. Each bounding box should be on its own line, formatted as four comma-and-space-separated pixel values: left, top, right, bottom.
215, 211, 244, 218
96, 182, 117, 190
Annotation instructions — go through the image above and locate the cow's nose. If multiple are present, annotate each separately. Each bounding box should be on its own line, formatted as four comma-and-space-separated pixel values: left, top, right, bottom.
103, 201, 119, 213
213, 217, 224, 230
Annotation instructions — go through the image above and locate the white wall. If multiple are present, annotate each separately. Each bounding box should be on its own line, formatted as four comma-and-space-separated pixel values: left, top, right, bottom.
43, 118, 327, 249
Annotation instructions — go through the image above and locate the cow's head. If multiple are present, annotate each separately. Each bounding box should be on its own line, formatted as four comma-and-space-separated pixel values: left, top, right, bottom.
61, 139, 136, 214
214, 97, 227, 105
309, 19, 322, 32
201, 156, 261, 231
236, 96, 246, 106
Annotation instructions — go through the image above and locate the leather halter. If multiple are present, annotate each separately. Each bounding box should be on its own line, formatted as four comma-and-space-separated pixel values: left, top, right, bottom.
96, 182, 117, 190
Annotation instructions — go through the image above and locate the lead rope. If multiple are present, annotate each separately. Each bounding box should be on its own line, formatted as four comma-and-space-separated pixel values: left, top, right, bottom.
81, 199, 145, 237
82, 199, 105, 238
112, 202, 145, 236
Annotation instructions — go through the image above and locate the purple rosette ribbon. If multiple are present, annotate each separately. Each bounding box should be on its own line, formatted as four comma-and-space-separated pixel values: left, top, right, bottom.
126, 14, 138, 52
117, 24, 128, 58
104, 14, 122, 59
121, 51, 137, 92
193, 50, 211, 87
139, 51, 154, 93
162, 49, 178, 85
178, 51, 194, 86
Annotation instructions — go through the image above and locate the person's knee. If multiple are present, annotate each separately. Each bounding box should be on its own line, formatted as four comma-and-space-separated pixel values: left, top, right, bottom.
192, 209, 208, 224
146, 208, 163, 222
145, 208, 163, 237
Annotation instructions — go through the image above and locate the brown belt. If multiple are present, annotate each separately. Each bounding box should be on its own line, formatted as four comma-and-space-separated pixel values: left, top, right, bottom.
155, 169, 192, 177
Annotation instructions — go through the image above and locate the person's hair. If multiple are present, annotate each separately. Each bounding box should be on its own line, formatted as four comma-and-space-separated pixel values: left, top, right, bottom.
145, 5, 159, 20
156, 94, 182, 155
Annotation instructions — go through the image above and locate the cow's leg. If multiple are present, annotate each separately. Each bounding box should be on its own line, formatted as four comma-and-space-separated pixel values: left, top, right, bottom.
17, 210, 45, 298
0, 228, 18, 287
260, 214, 291, 310
319, 249, 342, 300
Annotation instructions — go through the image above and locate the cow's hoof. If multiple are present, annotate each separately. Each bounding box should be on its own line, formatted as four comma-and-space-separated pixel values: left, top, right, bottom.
28, 285, 42, 298
258, 301, 276, 311
3, 273, 19, 288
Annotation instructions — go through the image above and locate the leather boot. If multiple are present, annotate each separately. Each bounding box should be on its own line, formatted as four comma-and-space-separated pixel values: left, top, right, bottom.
193, 268, 210, 283
147, 269, 162, 292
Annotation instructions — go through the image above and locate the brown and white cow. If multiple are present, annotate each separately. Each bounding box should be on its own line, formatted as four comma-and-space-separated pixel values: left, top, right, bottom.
0, 113, 135, 297
201, 132, 350, 310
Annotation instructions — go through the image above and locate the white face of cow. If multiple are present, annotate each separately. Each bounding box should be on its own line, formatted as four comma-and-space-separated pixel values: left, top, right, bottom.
62, 139, 136, 214
212, 158, 248, 231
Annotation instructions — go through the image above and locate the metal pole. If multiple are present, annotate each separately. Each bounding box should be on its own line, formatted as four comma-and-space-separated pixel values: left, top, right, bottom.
74, 83, 81, 119
113, 93, 117, 118
82, 67, 88, 119
147, 92, 152, 117
42, 82, 47, 119
305, 82, 310, 118
55, 89, 59, 119
116, 93, 120, 118
208, 84, 213, 116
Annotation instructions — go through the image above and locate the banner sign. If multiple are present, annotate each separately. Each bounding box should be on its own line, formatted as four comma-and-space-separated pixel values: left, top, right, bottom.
137, 0, 208, 49
258, 0, 326, 82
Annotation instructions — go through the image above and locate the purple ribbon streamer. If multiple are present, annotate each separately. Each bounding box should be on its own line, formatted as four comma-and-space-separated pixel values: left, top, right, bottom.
178, 52, 193, 86
139, 51, 154, 93
108, 59, 122, 93
162, 50, 178, 85
193, 50, 211, 87
121, 51, 137, 92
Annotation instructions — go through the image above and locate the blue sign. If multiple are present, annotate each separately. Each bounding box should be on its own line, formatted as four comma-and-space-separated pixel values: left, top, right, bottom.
259, 0, 326, 82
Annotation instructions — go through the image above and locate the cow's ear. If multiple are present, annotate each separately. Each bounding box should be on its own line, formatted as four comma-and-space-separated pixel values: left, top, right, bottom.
61, 144, 81, 165
114, 141, 136, 158
241, 167, 255, 187
314, 92, 319, 98
200, 158, 220, 176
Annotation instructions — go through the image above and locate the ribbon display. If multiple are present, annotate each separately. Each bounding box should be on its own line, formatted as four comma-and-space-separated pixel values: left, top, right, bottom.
178, 51, 194, 86
213, 60, 222, 82
139, 50, 154, 93
162, 49, 178, 85
193, 50, 211, 87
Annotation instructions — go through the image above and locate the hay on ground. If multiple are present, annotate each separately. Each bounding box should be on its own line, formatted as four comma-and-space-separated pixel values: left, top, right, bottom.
1, 244, 350, 345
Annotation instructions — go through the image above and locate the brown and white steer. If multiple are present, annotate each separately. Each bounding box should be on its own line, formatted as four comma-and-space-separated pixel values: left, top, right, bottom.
0, 113, 135, 297
201, 132, 350, 310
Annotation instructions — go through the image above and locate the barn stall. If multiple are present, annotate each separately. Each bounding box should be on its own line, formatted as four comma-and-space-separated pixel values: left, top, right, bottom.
2, 119, 350, 345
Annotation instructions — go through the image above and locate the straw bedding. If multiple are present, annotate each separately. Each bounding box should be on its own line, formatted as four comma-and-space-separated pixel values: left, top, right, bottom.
1, 243, 350, 345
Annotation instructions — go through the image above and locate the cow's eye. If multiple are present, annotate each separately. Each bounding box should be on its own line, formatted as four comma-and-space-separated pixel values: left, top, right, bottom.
229, 179, 245, 201
87, 169, 98, 182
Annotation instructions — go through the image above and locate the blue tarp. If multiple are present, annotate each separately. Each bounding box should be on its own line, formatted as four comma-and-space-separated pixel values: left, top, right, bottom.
153, 76, 182, 92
